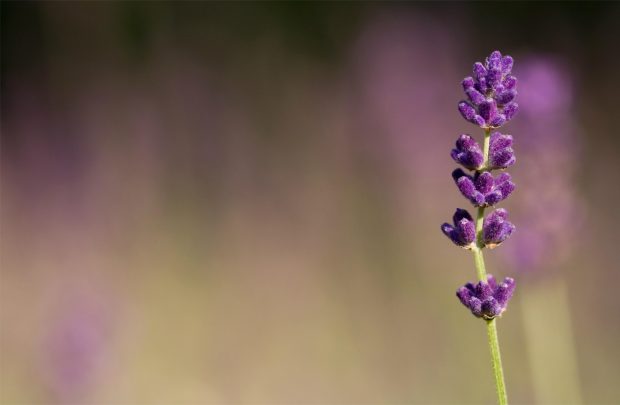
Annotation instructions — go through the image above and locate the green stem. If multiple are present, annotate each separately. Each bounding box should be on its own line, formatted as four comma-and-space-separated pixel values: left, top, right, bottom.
473, 245, 486, 282
471, 127, 508, 405
487, 319, 508, 405
482, 127, 491, 167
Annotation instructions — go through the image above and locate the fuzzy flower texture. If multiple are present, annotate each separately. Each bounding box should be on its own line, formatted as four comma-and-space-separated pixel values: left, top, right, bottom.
457, 275, 516, 320
442, 50, 517, 319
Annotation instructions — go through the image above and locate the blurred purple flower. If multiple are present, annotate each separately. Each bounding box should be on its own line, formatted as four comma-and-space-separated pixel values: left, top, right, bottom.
498, 56, 584, 274
44, 297, 111, 402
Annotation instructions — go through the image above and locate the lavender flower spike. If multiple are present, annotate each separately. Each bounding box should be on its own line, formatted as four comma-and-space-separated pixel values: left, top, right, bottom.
452, 169, 516, 207
445, 50, 519, 405
458, 50, 519, 129
451, 134, 484, 170
441, 208, 476, 249
483, 208, 516, 248
457, 275, 516, 319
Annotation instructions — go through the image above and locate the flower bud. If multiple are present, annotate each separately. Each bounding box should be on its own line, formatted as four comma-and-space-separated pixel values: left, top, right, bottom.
483, 208, 516, 248
457, 275, 516, 319
451, 134, 484, 170
452, 169, 515, 207
488, 132, 516, 169
441, 209, 476, 248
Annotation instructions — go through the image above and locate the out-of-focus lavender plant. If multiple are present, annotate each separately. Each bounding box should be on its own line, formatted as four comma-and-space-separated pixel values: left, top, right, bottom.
441, 51, 519, 405
43, 296, 111, 403
497, 57, 585, 404
499, 58, 583, 275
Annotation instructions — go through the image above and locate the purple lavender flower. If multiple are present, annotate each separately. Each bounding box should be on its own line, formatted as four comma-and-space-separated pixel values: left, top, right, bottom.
44, 298, 111, 402
488, 132, 516, 169
457, 275, 516, 319
451, 134, 484, 170
483, 208, 516, 248
452, 169, 515, 207
441, 208, 476, 248
459, 50, 519, 129
446, 50, 519, 404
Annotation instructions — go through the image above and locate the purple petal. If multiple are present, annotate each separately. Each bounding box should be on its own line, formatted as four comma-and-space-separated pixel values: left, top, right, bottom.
466, 88, 486, 105
494, 277, 516, 306
473, 62, 487, 82
451, 168, 469, 182
475, 281, 493, 300
475, 172, 494, 194
462, 77, 475, 91
458, 101, 477, 120
486, 275, 497, 289
481, 298, 502, 319
456, 177, 479, 202
501, 55, 514, 75
495, 172, 512, 184
453, 208, 473, 223
485, 190, 503, 206
456, 134, 478, 150
495, 89, 516, 105
483, 213, 505, 244
490, 132, 513, 150
479, 100, 497, 122
490, 148, 516, 169
456, 218, 476, 245
487, 51, 502, 70
503, 75, 517, 90
489, 133, 516, 168
469, 297, 483, 317
456, 175, 476, 199
457, 286, 472, 306
496, 179, 515, 200
472, 115, 486, 127
441, 223, 461, 246
503, 102, 519, 121
452, 134, 484, 169
498, 222, 516, 243
490, 208, 509, 221
490, 114, 506, 128
483, 211, 515, 246
486, 69, 502, 89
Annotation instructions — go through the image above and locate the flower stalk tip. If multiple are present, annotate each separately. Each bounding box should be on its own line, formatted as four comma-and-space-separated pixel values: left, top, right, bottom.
458, 50, 519, 130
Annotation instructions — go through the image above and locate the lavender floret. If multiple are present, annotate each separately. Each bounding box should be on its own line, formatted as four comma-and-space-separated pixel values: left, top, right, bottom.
452, 169, 515, 207
458, 101, 486, 127
451, 134, 484, 170
441, 208, 476, 249
503, 102, 519, 121
483, 208, 516, 248
458, 50, 518, 129
488, 132, 516, 169
457, 275, 516, 319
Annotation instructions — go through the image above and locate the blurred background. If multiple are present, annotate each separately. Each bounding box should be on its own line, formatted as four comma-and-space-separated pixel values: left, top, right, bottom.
2, 2, 620, 404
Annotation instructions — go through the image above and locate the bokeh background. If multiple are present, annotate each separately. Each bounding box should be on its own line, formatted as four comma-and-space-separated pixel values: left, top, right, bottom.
2, 2, 620, 404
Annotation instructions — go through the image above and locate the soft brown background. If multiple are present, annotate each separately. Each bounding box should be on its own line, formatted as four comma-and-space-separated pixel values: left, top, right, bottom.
2, 2, 619, 404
